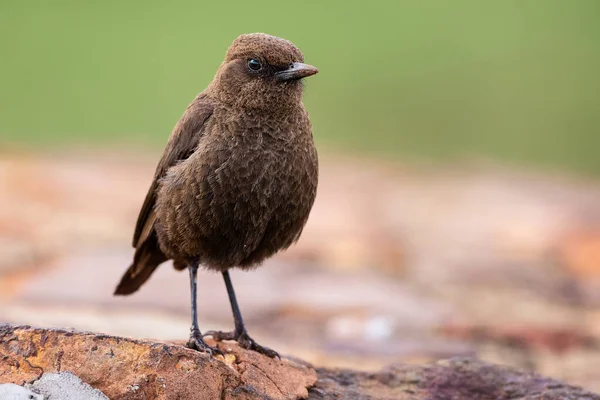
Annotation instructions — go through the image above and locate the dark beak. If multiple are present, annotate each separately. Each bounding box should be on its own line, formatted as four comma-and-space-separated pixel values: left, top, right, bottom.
275, 62, 319, 81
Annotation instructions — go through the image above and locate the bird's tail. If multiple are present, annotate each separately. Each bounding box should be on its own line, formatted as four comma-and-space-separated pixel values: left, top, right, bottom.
114, 234, 167, 295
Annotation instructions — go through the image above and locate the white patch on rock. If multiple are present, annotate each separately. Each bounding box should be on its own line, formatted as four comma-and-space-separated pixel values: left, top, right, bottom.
0, 383, 44, 400
26, 372, 108, 400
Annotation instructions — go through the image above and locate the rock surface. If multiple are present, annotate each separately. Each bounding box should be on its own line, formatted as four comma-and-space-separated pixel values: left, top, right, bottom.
0, 325, 316, 400
309, 359, 600, 400
1, 325, 598, 400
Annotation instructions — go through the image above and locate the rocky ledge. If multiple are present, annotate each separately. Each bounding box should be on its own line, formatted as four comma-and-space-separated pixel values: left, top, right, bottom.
0, 325, 597, 400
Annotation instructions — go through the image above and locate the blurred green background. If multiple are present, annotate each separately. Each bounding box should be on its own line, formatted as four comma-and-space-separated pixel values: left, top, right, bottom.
1, 0, 599, 174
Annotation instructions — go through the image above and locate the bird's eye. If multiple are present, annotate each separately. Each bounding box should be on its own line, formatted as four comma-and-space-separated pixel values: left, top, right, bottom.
247, 59, 262, 71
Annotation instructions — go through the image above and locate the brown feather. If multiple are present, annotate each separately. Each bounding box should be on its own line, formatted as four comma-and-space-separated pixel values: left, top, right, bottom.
114, 232, 167, 295
132, 94, 214, 248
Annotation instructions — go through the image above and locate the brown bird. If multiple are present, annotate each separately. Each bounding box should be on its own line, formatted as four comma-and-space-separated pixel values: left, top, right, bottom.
114, 33, 319, 358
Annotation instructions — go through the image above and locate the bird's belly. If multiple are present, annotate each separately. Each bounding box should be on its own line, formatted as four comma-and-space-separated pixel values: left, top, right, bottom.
201, 193, 305, 269
155, 148, 317, 271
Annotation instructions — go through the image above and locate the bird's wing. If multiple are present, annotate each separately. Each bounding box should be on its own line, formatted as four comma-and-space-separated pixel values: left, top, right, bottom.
133, 92, 214, 248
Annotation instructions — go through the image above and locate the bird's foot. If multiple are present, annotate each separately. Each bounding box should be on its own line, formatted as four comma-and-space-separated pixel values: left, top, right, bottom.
186, 329, 223, 357
204, 329, 280, 359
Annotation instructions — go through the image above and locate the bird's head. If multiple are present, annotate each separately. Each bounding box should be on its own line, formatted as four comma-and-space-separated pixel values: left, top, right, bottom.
209, 33, 318, 110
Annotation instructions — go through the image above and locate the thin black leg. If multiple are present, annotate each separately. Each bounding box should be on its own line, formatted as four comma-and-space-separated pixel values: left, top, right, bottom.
223, 270, 246, 335
185, 261, 221, 356
189, 262, 201, 337
204, 270, 280, 359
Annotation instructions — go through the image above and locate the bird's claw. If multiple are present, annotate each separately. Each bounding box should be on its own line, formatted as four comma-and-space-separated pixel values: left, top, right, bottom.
186, 331, 224, 358
204, 330, 280, 359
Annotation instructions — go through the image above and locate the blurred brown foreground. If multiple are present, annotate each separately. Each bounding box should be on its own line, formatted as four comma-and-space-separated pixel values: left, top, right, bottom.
1, 151, 600, 391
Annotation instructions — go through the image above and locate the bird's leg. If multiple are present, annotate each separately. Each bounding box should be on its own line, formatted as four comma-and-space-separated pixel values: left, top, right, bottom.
204, 270, 279, 359
185, 261, 222, 356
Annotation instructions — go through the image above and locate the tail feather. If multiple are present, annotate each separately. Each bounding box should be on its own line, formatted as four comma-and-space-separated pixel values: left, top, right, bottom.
114, 234, 167, 295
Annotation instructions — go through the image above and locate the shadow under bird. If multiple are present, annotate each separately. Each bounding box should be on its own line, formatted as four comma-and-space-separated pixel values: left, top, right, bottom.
114, 33, 319, 357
